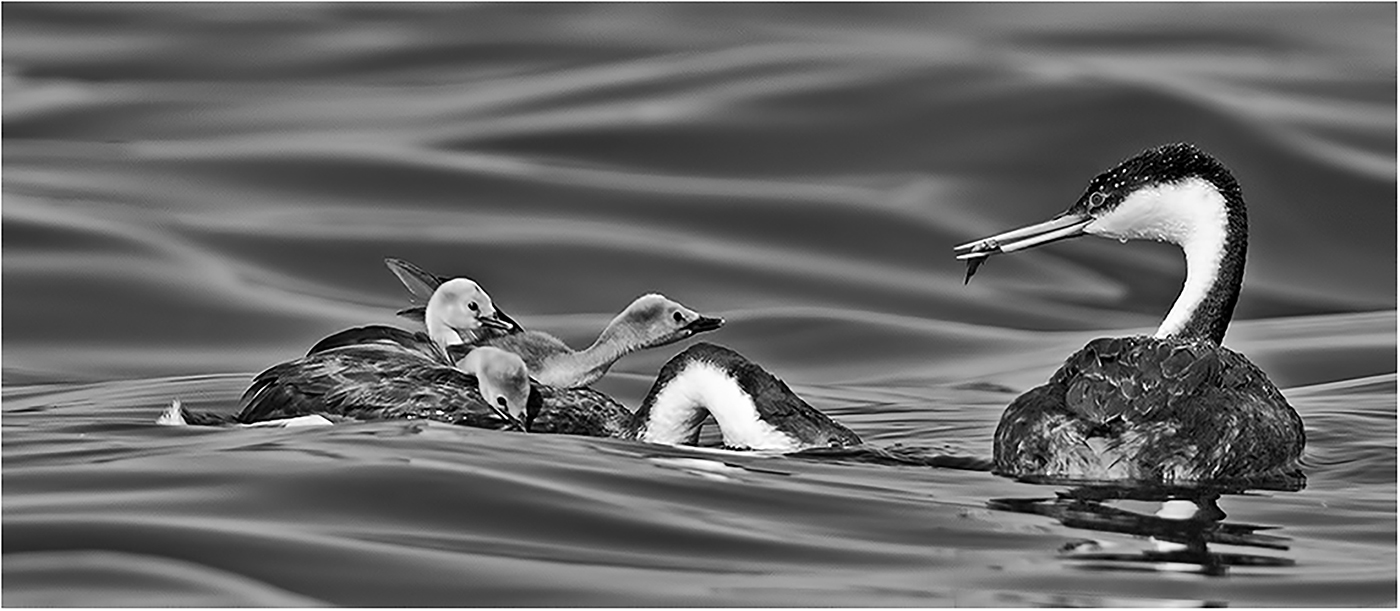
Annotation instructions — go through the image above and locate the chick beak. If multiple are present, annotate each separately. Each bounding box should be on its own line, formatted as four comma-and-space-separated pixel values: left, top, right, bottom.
480, 312, 516, 333
490, 404, 527, 432
683, 315, 725, 334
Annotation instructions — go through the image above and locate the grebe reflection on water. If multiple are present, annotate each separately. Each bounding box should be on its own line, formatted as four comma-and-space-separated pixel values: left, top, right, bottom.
957, 143, 1305, 486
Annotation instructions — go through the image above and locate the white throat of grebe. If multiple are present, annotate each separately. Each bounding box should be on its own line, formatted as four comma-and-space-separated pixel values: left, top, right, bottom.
638, 361, 800, 452
1082, 177, 1230, 339
956, 143, 1247, 345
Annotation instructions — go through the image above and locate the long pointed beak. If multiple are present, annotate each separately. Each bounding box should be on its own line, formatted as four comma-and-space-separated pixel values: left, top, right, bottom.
954, 213, 1094, 283
954, 213, 1093, 283
955, 213, 1094, 256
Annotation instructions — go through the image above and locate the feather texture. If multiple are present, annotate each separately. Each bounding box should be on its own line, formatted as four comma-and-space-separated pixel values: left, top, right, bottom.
993, 336, 1305, 483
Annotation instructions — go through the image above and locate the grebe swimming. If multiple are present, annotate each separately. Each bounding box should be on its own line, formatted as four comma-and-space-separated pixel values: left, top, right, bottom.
169, 278, 530, 429
164, 341, 859, 452
955, 143, 1305, 484
159, 345, 534, 430
384, 258, 725, 389
623, 342, 861, 451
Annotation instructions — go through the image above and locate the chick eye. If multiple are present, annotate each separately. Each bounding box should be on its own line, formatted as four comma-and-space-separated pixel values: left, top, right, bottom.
496, 396, 507, 408
468, 302, 480, 312
672, 312, 684, 323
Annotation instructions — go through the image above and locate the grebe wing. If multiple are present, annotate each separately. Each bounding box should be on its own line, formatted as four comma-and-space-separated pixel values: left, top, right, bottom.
236, 346, 506, 428
524, 385, 632, 437
306, 325, 439, 359
727, 357, 863, 446
385, 257, 447, 304
996, 336, 1304, 481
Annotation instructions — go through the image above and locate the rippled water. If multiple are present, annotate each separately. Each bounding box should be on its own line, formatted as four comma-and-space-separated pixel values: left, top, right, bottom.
4, 4, 1395, 606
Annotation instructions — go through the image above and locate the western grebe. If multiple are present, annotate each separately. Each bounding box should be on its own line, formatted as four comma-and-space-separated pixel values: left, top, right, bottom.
956, 143, 1305, 484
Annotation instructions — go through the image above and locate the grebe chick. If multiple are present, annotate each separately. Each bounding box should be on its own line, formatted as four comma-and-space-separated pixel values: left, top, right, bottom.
383, 258, 724, 389
480, 294, 724, 389
955, 142, 1304, 484
308, 277, 516, 363
383, 257, 521, 336
162, 345, 534, 430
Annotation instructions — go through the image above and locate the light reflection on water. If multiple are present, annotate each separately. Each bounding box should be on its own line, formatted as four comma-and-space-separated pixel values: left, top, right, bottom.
3, 3, 1395, 606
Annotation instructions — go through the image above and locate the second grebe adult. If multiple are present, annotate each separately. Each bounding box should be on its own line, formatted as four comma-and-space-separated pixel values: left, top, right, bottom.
167, 342, 859, 452
162, 345, 534, 430
622, 342, 862, 451
526, 342, 861, 451
955, 143, 1305, 484
210, 278, 530, 429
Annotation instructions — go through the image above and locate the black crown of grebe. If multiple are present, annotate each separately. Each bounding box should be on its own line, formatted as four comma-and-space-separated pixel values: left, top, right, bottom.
384, 257, 725, 389
955, 142, 1305, 485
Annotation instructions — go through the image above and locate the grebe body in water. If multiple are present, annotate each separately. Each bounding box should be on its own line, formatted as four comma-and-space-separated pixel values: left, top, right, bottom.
164, 345, 536, 430
165, 341, 858, 452
956, 143, 1304, 484
384, 258, 725, 389
172, 277, 532, 429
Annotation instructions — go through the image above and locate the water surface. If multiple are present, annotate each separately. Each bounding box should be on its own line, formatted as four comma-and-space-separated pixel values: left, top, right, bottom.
3, 4, 1395, 606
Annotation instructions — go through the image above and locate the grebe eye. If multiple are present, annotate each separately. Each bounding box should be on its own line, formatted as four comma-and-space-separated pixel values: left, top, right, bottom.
468, 302, 479, 312
672, 312, 684, 323
496, 396, 507, 408
1089, 192, 1107, 207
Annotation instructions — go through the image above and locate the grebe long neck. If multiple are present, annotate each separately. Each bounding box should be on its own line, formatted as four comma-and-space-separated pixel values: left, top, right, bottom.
1152, 178, 1248, 345
628, 360, 799, 451
1087, 176, 1248, 345
533, 315, 647, 388
425, 308, 473, 355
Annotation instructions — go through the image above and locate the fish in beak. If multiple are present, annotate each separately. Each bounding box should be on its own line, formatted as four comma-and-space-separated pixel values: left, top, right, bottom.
954, 213, 1094, 283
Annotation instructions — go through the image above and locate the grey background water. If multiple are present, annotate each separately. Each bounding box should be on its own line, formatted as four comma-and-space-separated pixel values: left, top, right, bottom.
3, 3, 1395, 606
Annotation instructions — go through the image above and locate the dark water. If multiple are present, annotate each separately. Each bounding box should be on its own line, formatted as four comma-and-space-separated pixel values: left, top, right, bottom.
3, 3, 1395, 606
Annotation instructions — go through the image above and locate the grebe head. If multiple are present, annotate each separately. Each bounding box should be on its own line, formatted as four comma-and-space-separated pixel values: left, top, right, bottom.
457, 346, 531, 431
956, 143, 1247, 343
630, 342, 861, 451
424, 278, 515, 348
607, 294, 725, 349
387, 257, 523, 335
